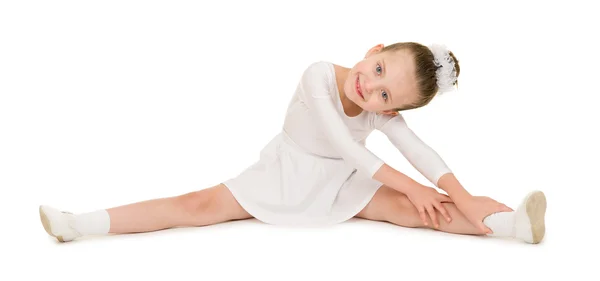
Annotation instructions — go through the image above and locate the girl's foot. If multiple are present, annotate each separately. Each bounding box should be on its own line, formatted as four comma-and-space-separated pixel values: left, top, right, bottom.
483, 190, 547, 244
39, 205, 82, 242
514, 190, 547, 244
39, 205, 110, 242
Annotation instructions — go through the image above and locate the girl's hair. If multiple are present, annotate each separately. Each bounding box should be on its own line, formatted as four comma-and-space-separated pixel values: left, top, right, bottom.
381, 42, 460, 111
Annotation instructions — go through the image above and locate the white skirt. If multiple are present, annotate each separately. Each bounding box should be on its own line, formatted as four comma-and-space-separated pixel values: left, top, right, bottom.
222, 130, 383, 226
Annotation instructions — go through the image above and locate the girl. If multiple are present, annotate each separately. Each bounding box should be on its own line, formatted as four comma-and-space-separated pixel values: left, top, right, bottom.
39, 42, 547, 244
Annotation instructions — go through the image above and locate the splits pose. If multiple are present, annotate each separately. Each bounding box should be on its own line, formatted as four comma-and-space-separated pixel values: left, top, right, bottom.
39, 42, 547, 244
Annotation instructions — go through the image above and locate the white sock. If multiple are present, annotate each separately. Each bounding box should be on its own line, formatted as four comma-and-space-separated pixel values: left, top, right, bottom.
71, 209, 111, 236
483, 211, 516, 237
482, 191, 547, 243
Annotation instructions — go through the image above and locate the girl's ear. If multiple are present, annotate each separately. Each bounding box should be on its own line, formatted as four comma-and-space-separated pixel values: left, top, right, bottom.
365, 44, 384, 58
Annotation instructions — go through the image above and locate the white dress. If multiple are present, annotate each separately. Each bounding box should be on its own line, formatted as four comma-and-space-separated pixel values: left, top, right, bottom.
222, 61, 452, 226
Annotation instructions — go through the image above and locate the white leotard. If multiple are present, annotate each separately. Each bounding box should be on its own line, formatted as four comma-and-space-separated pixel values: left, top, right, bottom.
223, 60, 453, 226
283, 61, 452, 185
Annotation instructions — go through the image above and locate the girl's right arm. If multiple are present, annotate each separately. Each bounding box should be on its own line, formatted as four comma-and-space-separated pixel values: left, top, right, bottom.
299, 62, 399, 184
372, 162, 424, 194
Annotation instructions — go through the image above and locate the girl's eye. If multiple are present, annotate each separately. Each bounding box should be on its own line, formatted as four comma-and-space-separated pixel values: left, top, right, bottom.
376, 63, 386, 102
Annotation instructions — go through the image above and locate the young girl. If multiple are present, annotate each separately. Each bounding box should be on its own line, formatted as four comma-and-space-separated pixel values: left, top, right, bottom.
39, 42, 547, 244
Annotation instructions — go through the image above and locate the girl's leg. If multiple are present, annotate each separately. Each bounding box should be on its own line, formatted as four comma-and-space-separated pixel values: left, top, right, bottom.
356, 185, 482, 235
107, 183, 251, 233
39, 183, 252, 242
355, 185, 546, 243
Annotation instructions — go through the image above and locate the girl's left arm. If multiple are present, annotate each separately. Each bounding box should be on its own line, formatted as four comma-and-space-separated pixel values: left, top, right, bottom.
376, 114, 453, 190
377, 115, 511, 232
376, 114, 474, 203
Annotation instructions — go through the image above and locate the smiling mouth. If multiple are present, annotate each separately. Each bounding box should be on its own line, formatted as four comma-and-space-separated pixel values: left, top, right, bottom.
355, 75, 364, 100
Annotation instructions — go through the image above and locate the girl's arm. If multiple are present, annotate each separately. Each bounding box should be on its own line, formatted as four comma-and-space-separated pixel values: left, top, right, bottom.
376, 114, 477, 203
375, 113, 453, 189
375, 113, 508, 232
299, 61, 421, 194
436, 172, 473, 203
371, 162, 427, 194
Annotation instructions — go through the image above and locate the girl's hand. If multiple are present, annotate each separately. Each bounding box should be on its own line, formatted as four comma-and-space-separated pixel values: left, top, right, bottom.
455, 196, 513, 234
406, 185, 453, 228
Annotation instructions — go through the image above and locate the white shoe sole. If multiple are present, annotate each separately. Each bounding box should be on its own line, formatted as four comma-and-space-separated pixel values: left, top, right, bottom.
526, 191, 546, 244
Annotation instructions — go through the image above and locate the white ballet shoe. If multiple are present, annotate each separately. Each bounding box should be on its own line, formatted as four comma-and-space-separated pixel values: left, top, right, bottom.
39, 205, 82, 242
514, 191, 547, 244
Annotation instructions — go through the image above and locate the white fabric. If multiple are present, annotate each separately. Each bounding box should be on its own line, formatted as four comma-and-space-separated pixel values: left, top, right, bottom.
483, 211, 516, 237
378, 114, 452, 185
223, 61, 452, 226
430, 44, 458, 94
72, 209, 110, 235
483, 191, 547, 243
295, 61, 385, 178
39, 206, 110, 241
39, 205, 82, 242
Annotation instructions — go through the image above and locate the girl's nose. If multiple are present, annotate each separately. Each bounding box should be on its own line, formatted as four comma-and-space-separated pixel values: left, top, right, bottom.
363, 79, 379, 97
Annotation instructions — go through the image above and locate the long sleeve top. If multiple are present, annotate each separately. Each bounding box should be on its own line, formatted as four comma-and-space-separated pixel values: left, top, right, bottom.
282, 61, 452, 185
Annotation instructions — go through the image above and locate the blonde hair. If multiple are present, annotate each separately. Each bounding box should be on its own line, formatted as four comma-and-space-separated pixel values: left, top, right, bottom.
381, 42, 460, 111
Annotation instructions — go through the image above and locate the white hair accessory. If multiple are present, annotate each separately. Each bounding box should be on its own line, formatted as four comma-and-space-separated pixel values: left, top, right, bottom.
429, 44, 457, 94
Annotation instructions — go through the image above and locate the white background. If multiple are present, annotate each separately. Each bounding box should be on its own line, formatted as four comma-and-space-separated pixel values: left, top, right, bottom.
1, 0, 598, 280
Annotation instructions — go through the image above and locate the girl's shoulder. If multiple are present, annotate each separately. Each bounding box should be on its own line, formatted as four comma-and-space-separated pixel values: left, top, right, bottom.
298, 61, 337, 87
302, 61, 335, 74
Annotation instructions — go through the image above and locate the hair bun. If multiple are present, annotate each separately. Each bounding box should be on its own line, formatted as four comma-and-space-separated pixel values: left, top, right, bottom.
429, 44, 458, 94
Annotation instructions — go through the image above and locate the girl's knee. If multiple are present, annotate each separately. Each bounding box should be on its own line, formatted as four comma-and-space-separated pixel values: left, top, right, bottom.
394, 193, 413, 210
176, 186, 217, 218
176, 184, 251, 224
392, 194, 424, 228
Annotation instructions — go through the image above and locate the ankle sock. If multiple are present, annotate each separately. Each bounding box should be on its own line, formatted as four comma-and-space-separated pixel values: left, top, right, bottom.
71, 209, 111, 236
481, 191, 547, 243
483, 211, 515, 237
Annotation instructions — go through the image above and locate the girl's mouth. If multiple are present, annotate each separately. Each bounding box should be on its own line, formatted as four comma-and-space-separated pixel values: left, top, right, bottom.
356, 75, 364, 100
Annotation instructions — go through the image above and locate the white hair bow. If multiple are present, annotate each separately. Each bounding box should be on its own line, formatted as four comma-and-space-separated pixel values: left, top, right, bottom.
429, 44, 457, 94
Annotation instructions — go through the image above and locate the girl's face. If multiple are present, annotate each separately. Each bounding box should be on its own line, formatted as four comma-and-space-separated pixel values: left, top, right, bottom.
343, 45, 419, 115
